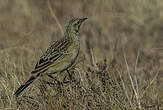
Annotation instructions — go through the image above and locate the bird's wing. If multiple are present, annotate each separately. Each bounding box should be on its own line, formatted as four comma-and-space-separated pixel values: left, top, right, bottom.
31, 37, 73, 74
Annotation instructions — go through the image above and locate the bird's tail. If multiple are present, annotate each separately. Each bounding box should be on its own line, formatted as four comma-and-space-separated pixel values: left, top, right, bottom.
14, 75, 37, 97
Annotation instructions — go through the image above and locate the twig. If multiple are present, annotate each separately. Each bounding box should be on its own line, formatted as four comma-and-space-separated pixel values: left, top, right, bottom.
133, 50, 141, 110
123, 49, 142, 110
47, 0, 64, 35
141, 68, 160, 98
117, 70, 133, 109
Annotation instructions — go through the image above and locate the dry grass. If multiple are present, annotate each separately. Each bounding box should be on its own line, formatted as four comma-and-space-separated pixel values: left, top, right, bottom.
0, 0, 163, 109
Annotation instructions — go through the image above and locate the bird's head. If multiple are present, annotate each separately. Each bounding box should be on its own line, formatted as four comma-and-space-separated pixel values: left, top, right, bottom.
66, 18, 87, 35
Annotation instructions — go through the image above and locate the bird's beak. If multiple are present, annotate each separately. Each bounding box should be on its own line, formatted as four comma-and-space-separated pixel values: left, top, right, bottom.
80, 18, 88, 23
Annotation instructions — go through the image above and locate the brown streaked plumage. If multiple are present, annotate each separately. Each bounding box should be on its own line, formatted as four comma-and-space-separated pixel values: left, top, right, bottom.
14, 18, 87, 97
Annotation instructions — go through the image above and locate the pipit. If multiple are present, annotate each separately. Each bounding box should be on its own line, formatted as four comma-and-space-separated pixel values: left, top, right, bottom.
14, 17, 87, 97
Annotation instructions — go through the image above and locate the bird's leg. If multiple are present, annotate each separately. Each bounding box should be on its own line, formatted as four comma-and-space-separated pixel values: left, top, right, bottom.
63, 75, 71, 84
66, 69, 72, 80
47, 75, 63, 92
48, 74, 55, 80
63, 69, 73, 84
47, 75, 63, 86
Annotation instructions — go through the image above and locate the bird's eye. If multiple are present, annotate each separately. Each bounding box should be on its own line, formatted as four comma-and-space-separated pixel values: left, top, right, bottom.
76, 21, 80, 25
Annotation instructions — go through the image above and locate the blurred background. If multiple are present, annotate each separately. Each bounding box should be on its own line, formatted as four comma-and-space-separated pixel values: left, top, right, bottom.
0, 0, 163, 109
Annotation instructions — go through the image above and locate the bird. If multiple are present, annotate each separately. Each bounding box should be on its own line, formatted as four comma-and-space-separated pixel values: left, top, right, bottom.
14, 17, 87, 97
